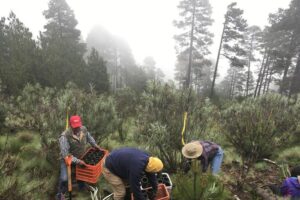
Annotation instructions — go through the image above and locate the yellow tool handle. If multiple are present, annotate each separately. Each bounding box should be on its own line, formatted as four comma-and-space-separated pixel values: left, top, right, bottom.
181, 112, 188, 146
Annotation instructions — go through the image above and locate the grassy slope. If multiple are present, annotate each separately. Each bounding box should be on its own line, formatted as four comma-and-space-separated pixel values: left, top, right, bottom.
1, 130, 299, 200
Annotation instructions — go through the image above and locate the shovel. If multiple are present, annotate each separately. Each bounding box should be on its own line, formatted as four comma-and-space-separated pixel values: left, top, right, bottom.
65, 155, 73, 200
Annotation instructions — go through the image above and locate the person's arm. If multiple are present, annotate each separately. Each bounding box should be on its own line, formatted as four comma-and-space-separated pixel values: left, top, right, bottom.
183, 159, 192, 173
59, 135, 81, 164
86, 131, 99, 147
129, 167, 146, 200
146, 172, 158, 200
82, 126, 100, 148
200, 156, 209, 172
280, 178, 290, 197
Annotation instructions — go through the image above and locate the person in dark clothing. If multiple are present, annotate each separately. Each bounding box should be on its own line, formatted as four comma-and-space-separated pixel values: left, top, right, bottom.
102, 148, 163, 200
269, 165, 300, 199
182, 140, 224, 174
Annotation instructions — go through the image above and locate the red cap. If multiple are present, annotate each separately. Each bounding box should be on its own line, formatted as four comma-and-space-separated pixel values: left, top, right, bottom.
69, 115, 82, 128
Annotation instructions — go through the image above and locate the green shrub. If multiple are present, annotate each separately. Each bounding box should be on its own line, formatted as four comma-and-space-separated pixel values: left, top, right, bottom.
276, 146, 300, 167
172, 172, 231, 200
17, 131, 34, 143
0, 104, 6, 130
0, 176, 21, 200
8, 137, 23, 154
136, 82, 221, 171
222, 94, 297, 185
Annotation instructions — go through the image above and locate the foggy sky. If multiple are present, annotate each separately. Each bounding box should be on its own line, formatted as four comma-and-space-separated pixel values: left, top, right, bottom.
0, 0, 290, 81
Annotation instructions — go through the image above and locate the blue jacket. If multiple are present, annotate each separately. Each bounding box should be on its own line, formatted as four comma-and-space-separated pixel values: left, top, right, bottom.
281, 177, 300, 198
105, 148, 157, 200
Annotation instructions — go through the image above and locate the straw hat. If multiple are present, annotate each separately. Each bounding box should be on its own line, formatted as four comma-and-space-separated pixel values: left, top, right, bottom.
182, 141, 203, 159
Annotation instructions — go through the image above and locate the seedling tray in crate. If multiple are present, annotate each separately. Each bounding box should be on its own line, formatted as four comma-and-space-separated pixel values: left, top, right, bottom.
131, 184, 169, 200
141, 172, 173, 192
76, 147, 108, 184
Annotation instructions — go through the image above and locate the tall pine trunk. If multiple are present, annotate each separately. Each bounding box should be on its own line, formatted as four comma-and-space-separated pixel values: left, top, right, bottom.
186, 0, 196, 89
263, 62, 271, 94
280, 33, 296, 94
289, 53, 300, 97
254, 50, 267, 97
210, 20, 226, 97
257, 55, 270, 97
246, 34, 254, 96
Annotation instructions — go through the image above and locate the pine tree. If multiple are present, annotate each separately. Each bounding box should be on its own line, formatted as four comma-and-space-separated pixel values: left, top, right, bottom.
217, 67, 246, 98
222, 3, 248, 68
0, 17, 7, 90
0, 12, 38, 95
86, 48, 109, 93
210, 2, 248, 97
268, 0, 300, 96
143, 56, 156, 81
174, 0, 214, 89
244, 26, 262, 96
40, 0, 86, 88
86, 26, 137, 90
267, 9, 296, 95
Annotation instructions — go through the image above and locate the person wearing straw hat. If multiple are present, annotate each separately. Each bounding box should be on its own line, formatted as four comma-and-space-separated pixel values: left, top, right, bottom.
182, 140, 224, 174
102, 147, 164, 200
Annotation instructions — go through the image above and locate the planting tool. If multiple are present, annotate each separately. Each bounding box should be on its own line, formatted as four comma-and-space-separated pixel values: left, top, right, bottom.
65, 155, 73, 200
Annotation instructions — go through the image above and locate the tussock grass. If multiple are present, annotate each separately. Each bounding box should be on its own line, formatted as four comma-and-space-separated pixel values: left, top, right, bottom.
276, 146, 300, 167
223, 147, 241, 165
16, 131, 34, 143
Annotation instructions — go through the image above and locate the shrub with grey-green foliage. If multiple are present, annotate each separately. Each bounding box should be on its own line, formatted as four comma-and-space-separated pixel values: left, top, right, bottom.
6, 82, 118, 165
0, 80, 6, 131
57, 82, 118, 142
222, 94, 297, 182
0, 104, 6, 131
5, 83, 57, 131
186, 97, 222, 143
136, 81, 220, 171
173, 171, 230, 200
292, 95, 300, 143
114, 88, 138, 141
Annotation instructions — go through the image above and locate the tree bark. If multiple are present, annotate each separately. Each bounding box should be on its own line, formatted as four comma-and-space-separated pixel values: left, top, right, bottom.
185, 0, 196, 90
246, 35, 254, 96
289, 53, 300, 97
257, 54, 270, 97
254, 50, 267, 97
210, 19, 226, 97
263, 62, 271, 94
280, 32, 296, 94
266, 68, 273, 93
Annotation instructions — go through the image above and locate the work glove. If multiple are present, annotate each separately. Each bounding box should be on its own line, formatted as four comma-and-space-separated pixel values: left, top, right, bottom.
148, 189, 157, 200
78, 160, 87, 168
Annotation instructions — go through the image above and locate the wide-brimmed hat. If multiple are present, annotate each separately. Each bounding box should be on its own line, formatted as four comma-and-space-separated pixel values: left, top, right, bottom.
182, 141, 203, 159
70, 115, 82, 128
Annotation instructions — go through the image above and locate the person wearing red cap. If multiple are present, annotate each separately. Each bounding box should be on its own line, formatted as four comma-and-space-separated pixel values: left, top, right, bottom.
56, 115, 101, 200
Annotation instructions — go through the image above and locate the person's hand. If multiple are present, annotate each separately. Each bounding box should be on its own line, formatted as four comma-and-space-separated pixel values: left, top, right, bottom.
183, 160, 191, 174
78, 160, 87, 168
